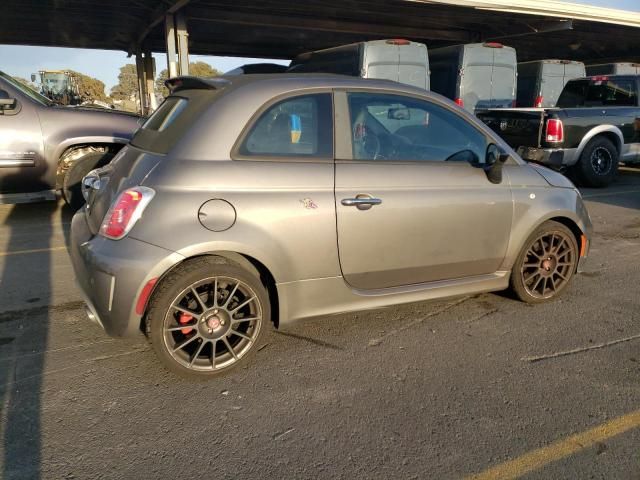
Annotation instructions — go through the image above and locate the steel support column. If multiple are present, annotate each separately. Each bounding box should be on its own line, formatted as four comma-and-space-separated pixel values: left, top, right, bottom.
143, 51, 157, 112
175, 10, 190, 75
165, 14, 178, 78
135, 51, 148, 115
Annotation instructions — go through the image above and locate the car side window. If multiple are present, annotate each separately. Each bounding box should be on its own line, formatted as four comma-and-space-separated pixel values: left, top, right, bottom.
239, 93, 333, 158
347, 92, 487, 163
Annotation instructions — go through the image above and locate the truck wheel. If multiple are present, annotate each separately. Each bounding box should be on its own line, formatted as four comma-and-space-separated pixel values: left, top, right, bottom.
573, 137, 618, 188
146, 257, 269, 379
62, 151, 114, 210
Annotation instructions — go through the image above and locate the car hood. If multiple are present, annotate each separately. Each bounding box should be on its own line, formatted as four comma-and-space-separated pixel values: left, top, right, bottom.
39, 104, 142, 141
55, 104, 141, 118
528, 162, 577, 189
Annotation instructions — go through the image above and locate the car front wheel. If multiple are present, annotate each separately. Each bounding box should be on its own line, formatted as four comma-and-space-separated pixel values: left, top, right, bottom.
510, 221, 579, 303
146, 257, 269, 379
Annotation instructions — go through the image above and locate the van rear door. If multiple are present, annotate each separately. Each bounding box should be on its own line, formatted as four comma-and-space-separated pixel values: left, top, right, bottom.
363, 40, 429, 90
489, 46, 517, 109
398, 43, 429, 89
460, 45, 493, 111
539, 62, 566, 107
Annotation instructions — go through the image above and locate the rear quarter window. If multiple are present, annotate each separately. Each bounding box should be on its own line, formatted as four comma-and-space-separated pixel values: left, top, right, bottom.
236, 93, 333, 159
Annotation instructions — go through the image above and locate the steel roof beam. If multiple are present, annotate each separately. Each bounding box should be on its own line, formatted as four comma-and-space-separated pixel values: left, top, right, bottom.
187, 7, 475, 43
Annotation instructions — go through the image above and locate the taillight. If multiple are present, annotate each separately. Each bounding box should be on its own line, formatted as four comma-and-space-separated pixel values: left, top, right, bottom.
545, 118, 564, 143
100, 186, 155, 240
386, 39, 411, 45
483, 42, 503, 48
534, 96, 544, 108
455, 98, 464, 107
511, 99, 517, 107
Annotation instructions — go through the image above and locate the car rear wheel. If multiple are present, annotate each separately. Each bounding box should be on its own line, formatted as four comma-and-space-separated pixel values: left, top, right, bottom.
62, 151, 114, 210
146, 257, 269, 379
573, 136, 618, 188
510, 221, 578, 304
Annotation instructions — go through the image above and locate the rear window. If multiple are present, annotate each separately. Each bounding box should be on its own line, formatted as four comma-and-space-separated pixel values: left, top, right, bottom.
141, 97, 188, 131
557, 78, 638, 107
130, 90, 218, 154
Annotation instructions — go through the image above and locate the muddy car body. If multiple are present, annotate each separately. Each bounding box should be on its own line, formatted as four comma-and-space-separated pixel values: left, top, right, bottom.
70, 74, 592, 378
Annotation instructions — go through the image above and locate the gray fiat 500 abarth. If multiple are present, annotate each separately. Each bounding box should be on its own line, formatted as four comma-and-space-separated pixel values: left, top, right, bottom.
70, 74, 592, 379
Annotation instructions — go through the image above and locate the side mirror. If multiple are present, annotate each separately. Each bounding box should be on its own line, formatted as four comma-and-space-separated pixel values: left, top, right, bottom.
484, 144, 509, 184
31, 73, 37, 82
0, 89, 16, 110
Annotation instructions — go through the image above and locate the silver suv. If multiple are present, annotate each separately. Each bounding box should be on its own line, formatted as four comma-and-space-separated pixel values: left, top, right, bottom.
70, 74, 592, 379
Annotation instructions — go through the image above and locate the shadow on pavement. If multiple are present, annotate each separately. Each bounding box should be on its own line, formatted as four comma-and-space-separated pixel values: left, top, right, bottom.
580, 168, 640, 211
0, 201, 56, 480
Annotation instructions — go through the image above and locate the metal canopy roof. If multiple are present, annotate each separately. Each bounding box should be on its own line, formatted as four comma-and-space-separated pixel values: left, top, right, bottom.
3, 0, 640, 64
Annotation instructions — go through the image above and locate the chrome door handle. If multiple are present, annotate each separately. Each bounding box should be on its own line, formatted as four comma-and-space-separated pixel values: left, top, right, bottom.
341, 196, 382, 209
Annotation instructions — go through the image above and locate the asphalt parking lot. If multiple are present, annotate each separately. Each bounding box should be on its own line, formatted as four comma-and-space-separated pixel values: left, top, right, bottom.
1, 168, 639, 480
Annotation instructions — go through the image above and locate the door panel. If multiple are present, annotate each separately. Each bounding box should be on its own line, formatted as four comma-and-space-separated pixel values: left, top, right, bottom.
0, 94, 46, 195
364, 44, 400, 82
335, 161, 512, 290
462, 64, 492, 112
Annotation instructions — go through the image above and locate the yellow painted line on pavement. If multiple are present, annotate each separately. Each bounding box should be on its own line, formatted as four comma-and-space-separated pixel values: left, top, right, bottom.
465, 409, 640, 480
0, 246, 68, 257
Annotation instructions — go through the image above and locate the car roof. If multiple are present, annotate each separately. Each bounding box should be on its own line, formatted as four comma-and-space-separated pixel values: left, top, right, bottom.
168, 73, 432, 98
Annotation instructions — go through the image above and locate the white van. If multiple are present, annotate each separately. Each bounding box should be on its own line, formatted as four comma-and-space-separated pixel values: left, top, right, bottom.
517, 60, 586, 107
287, 39, 430, 90
429, 42, 517, 113
586, 63, 640, 76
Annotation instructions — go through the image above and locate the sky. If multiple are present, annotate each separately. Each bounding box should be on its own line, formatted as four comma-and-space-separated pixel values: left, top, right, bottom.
0, 0, 638, 94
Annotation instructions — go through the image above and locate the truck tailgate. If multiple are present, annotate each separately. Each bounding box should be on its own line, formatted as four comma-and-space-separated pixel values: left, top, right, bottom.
476, 108, 546, 148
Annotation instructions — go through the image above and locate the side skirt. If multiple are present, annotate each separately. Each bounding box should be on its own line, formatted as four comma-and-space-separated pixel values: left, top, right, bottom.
276, 271, 510, 325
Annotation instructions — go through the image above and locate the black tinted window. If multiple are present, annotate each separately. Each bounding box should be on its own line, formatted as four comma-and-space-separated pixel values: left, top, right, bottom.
347, 92, 486, 162
239, 94, 333, 158
557, 78, 638, 107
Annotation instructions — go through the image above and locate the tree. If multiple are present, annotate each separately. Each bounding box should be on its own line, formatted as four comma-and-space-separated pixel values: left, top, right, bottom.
156, 61, 222, 97
68, 70, 108, 103
110, 64, 139, 101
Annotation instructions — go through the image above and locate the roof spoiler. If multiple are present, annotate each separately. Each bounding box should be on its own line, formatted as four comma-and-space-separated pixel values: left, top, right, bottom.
165, 76, 230, 93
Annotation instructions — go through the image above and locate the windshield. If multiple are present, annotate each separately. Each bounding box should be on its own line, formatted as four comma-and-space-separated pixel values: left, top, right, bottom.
0, 71, 53, 106
41, 72, 70, 95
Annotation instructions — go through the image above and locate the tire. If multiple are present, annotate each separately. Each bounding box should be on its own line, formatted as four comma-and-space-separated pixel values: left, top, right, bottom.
572, 136, 618, 188
62, 151, 114, 210
510, 221, 579, 304
146, 257, 270, 380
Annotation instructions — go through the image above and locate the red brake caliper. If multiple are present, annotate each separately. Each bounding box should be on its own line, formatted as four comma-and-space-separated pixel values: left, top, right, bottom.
178, 313, 194, 335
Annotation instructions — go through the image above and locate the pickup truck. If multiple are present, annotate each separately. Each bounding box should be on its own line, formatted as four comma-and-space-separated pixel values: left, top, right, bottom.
477, 75, 640, 187
0, 70, 140, 208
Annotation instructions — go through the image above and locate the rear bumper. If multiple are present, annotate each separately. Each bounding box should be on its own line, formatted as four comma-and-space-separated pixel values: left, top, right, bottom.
517, 146, 579, 167
69, 209, 183, 337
